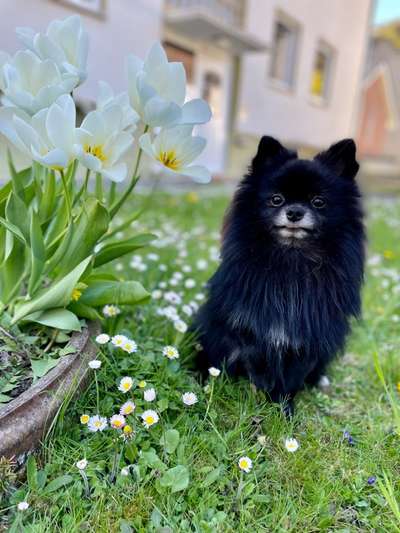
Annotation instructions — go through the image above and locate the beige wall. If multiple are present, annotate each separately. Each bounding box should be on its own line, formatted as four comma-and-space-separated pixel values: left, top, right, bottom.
0, 0, 164, 101
237, 0, 373, 151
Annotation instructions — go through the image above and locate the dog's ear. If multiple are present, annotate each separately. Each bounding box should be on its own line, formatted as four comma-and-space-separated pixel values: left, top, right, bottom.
314, 139, 359, 179
251, 136, 296, 170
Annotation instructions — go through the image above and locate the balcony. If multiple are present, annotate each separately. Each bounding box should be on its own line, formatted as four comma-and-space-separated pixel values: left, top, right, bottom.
164, 0, 267, 54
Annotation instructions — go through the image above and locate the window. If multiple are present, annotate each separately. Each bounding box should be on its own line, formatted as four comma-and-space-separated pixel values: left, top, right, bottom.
310, 43, 334, 101
54, 0, 106, 17
270, 18, 299, 88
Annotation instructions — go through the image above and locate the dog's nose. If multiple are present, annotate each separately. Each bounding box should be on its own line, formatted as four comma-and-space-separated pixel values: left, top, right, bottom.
286, 206, 305, 222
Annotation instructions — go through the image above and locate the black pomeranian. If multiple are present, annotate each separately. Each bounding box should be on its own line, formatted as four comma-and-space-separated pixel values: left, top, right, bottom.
194, 136, 365, 415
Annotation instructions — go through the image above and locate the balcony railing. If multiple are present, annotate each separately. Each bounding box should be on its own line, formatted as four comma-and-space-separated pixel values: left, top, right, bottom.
165, 0, 245, 29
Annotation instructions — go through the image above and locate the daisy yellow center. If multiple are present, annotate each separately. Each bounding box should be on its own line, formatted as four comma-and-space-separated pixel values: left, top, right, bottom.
80, 415, 89, 424
94, 421, 102, 428
71, 288, 82, 302
84, 144, 107, 162
124, 425, 133, 434
138, 381, 146, 388
113, 420, 123, 428
239, 459, 249, 469
145, 415, 155, 425
124, 406, 134, 414
158, 150, 181, 170
122, 382, 131, 390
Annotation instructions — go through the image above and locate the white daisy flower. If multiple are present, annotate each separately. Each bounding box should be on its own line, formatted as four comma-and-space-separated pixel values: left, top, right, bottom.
285, 438, 299, 453
195, 293, 205, 301
169, 278, 179, 287
182, 265, 192, 273
17, 501, 29, 511
118, 376, 133, 393
76, 458, 88, 470
208, 367, 221, 377
164, 291, 182, 305
147, 253, 159, 261
141, 409, 159, 428
120, 400, 136, 415
182, 392, 198, 406
174, 319, 187, 333
120, 466, 130, 476
111, 335, 128, 347
122, 339, 137, 354
87, 415, 108, 432
144, 387, 156, 402
152, 289, 163, 300
164, 306, 180, 320
95, 333, 110, 344
184, 278, 196, 289
159, 265, 167, 272
103, 304, 121, 317
190, 301, 199, 312
238, 456, 253, 473
88, 359, 101, 369
162, 346, 179, 360
196, 259, 208, 270
159, 281, 167, 289
182, 304, 193, 317
110, 414, 126, 429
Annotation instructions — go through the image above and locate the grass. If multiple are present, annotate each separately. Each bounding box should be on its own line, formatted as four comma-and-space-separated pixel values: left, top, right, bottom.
1, 190, 400, 532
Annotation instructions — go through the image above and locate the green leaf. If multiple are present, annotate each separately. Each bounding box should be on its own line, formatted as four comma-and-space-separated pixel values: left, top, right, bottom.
38, 170, 56, 223
159, 465, 189, 493
45, 224, 74, 276
56, 197, 109, 277
44, 474, 73, 494
0, 215, 26, 244
68, 301, 102, 321
28, 209, 46, 296
44, 195, 69, 248
31, 357, 60, 380
201, 467, 222, 488
25, 308, 81, 331
159, 429, 180, 454
0, 237, 25, 305
93, 233, 156, 268
79, 280, 149, 307
0, 181, 12, 212
26, 455, 38, 491
5, 191, 30, 243
12, 256, 92, 324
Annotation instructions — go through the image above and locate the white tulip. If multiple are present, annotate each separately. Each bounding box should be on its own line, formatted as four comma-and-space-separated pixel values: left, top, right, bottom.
75, 105, 134, 182
126, 43, 211, 128
96, 81, 139, 133
16, 15, 88, 85
1, 94, 77, 169
0, 51, 10, 92
139, 125, 211, 183
1, 50, 78, 115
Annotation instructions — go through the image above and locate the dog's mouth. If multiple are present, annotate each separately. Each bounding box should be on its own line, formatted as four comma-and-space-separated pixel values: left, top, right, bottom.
274, 225, 314, 239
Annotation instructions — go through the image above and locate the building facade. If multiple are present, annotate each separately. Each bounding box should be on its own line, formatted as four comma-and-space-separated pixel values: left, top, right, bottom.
0, 0, 374, 179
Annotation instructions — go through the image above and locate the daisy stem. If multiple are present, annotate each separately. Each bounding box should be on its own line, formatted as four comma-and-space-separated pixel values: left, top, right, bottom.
83, 168, 90, 196
59, 169, 72, 221
80, 470, 90, 498
109, 440, 125, 483
110, 125, 149, 219
203, 379, 215, 421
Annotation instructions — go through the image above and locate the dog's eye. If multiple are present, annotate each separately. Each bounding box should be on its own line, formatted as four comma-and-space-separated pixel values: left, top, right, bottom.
270, 194, 285, 207
311, 196, 325, 208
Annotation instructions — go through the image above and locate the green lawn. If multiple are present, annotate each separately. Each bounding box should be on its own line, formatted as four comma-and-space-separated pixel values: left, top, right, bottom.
2, 191, 400, 532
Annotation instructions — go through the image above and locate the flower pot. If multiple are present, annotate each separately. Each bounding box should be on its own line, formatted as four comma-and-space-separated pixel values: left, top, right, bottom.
0, 322, 99, 459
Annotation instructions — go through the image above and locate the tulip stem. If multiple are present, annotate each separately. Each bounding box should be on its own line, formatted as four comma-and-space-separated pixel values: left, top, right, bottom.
109, 125, 149, 219
59, 169, 72, 221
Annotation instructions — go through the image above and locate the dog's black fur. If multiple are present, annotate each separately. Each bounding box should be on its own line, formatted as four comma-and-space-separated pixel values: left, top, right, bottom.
193, 136, 365, 415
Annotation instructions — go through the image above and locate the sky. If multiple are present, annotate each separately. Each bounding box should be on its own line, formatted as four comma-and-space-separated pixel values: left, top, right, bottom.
374, 0, 400, 25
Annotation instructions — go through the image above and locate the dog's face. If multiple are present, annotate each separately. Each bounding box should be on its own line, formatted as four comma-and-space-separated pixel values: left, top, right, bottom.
251, 136, 361, 247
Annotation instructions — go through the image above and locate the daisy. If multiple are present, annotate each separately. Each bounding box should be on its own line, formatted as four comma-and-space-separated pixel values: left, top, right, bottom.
285, 438, 299, 453
141, 409, 159, 428
80, 414, 90, 425
174, 319, 188, 333
120, 400, 136, 415
76, 459, 88, 470
138, 380, 146, 388
122, 339, 137, 354
87, 415, 108, 432
184, 279, 196, 289
208, 367, 221, 377
162, 346, 180, 360
120, 466, 130, 476
110, 414, 126, 429
182, 392, 198, 406
196, 259, 208, 270
103, 304, 121, 317
152, 289, 163, 300
95, 333, 110, 344
17, 501, 29, 511
182, 304, 193, 317
88, 359, 101, 369
123, 424, 134, 437
144, 388, 156, 402
238, 456, 253, 473
118, 376, 133, 393
111, 335, 128, 348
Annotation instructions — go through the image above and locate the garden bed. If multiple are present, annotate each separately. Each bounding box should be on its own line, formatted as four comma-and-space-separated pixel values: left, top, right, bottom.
0, 322, 99, 459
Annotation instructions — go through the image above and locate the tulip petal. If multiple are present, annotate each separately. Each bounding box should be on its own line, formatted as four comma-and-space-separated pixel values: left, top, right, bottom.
32, 146, 69, 168
101, 162, 127, 183
143, 96, 181, 128
139, 133, 156, 159
180, 164, 212, 183
181, 99, 212, 125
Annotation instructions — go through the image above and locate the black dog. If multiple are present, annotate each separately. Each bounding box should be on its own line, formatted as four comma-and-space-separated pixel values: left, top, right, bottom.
194, 136, 365, 415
